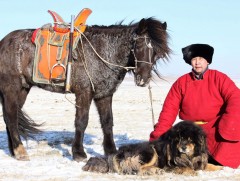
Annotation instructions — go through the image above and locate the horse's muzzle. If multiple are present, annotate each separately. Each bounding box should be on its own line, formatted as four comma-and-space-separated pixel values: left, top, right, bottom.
135, 74, 150, 87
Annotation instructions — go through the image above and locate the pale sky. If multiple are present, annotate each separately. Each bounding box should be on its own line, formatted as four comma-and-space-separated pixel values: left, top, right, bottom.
0, 0, 239, 78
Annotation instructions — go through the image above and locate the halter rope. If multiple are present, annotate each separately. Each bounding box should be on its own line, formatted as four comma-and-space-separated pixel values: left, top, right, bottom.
148, 84, 155, 127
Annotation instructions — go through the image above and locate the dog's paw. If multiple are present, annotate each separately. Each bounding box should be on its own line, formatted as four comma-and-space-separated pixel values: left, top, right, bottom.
175, 156, 193, 168
173, 167, 197, 176
205, 163, 223, 171
82, 157, 109, 173
139, 166, 164, 175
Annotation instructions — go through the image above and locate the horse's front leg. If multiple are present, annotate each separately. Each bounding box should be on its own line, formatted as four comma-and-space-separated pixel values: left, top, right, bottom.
72, 92, 92, 162
94, 96, 117, 156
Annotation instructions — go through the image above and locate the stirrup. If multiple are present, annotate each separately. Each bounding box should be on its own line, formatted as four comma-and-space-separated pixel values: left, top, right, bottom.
50, 61, 66, 83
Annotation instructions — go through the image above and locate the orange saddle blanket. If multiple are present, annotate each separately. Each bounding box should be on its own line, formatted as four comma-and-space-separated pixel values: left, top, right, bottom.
33, 29, 80, 85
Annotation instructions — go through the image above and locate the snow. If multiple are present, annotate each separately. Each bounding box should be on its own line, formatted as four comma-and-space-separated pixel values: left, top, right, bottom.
0, 76, 240, 181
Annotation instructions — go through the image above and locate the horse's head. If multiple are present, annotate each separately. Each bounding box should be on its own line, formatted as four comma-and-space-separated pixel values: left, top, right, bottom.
131, 18, 171, 87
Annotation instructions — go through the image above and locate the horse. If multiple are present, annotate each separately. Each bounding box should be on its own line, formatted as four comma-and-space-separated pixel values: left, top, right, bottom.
0, 17, 171, 161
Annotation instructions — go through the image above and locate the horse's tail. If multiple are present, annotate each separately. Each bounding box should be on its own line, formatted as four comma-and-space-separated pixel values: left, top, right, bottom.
17, 108, 43, 140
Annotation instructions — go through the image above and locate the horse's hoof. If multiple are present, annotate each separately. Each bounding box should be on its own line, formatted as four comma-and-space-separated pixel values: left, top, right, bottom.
15, 154, 30, 161
14, 144, 30, 161
73, 152, 87, 162
74, 156, 88, 162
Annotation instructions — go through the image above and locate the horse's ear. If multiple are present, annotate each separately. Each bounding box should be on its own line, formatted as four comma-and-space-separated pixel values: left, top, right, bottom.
162, 22, 167, 30
136, 18, 148, 35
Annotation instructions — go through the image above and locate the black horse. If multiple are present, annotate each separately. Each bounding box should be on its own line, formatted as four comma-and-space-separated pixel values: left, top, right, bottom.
0, 18, 171, 161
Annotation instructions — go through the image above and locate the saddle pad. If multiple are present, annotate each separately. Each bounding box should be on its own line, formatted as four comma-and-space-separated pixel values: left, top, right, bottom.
33, 29, 80, 85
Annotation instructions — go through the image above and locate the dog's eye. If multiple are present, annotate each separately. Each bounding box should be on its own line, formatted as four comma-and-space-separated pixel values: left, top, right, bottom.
175, 137, 180, 142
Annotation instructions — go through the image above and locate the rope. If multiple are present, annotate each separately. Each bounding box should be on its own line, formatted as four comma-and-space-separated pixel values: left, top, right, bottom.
148, 83, 155, 128
64, 93, 80, 108
78, 35, 96, 92
62, 26, 135, 108
75, 27, 135, 71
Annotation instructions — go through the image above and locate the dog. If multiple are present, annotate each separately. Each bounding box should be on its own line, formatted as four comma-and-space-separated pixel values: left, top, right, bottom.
82, 121, 222, 175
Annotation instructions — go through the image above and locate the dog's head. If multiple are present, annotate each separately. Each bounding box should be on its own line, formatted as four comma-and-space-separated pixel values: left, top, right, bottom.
170, 121, 207, 157
160, 121, 208, 170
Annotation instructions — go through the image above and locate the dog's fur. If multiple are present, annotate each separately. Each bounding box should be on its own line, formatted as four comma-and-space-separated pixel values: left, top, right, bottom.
82, 121, 222, 175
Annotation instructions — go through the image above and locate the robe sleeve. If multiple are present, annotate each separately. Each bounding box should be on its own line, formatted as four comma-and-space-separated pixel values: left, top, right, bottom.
149, 79, 182, 141
218, 74, 240, 141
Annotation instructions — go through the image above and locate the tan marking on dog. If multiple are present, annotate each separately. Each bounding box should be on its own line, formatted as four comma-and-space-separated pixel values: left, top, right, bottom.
140, 146, 158, 169
205, 163, 223, 171
112, 155, 121, 173
177, 139, 195, 157
186, 143, 195, 157
139, 146, 161, 175
173, 167, 197, 176
139, 166, 163, 175
14, 144, 29, 161
166, 144, 172, 166
120, 155, 141, 174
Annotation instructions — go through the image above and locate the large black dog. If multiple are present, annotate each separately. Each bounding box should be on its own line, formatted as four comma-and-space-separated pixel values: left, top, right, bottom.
83, 121, 221, 175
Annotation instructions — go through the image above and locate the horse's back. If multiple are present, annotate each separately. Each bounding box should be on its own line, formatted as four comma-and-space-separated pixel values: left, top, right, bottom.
0, 29, 35, 83
0, 29, 35, 53
0, 29, 35, 58
1, 29, 34, 44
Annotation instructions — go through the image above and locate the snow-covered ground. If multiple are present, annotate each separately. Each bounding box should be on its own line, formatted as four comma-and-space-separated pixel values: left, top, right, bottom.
0, 76, 240, 181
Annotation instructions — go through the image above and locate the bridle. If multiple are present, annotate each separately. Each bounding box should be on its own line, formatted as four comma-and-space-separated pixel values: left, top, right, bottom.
131, 35, 154, 72
131, 35, 156, 126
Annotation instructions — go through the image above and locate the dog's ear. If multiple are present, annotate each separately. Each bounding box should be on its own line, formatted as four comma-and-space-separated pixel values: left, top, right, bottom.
157, 142, 172, 168
166, 143, 172, 166
198, 133, 208, 153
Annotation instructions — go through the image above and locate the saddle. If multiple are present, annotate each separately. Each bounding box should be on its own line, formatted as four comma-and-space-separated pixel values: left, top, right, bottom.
32, 8, 92, 86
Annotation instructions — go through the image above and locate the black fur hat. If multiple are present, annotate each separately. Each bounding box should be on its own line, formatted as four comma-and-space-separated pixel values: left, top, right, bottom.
182, 44, 214, 65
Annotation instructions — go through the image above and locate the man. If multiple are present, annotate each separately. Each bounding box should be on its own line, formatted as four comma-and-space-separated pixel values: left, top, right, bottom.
150, 44, 240, 168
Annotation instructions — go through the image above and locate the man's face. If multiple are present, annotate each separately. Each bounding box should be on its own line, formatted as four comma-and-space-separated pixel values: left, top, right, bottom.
191, 57, 209, 74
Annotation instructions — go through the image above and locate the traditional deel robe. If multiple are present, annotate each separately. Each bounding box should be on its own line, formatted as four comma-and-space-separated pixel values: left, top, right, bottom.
150, 69, 240, 168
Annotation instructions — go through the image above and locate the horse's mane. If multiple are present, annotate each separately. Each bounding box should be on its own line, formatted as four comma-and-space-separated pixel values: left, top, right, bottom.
89, 18, 171, 58
145, 18, 171, 60
86, 18, 171, 79
142, 18, 172, 79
